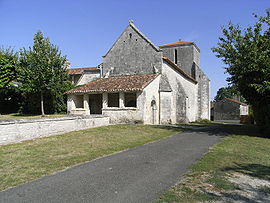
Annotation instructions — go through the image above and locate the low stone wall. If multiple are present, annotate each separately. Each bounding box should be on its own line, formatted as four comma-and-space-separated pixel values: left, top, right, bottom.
0, 115, 110, 145
102, 108, 142, 124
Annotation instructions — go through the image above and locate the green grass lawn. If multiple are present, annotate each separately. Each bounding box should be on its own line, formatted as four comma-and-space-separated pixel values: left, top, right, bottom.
158, 125, 270, 202
0, 113, 66, 120
0, 124, 181, 191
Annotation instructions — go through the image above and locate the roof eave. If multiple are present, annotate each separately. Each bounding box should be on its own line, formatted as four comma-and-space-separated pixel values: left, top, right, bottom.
162, 57, 197, 84
160, 42, 200, 53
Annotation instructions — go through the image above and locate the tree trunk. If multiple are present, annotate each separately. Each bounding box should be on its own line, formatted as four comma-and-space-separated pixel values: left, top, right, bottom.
41, 92, 45, 116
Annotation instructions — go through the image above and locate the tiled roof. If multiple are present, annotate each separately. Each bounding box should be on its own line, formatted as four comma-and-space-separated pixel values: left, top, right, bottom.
68, 67, 99, 75
66, 74, 159, 94
162, 57, 197, 84
224, 97, 247, 105
159, 42, 193, 47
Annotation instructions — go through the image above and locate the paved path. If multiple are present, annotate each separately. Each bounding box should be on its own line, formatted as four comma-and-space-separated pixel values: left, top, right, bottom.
0, 126, 224, 203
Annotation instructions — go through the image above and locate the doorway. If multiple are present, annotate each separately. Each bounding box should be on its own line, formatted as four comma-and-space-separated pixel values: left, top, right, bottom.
89, 94, 102, 114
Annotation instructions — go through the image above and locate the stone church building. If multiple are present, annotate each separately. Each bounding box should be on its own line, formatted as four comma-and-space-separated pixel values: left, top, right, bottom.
66, 21, 210, 124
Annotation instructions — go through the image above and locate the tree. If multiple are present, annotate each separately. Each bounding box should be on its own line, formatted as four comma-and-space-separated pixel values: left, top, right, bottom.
18, 31, 72, 115
0, 47, 18, 89
214, 86, 245, 102
212, 10, 270, 126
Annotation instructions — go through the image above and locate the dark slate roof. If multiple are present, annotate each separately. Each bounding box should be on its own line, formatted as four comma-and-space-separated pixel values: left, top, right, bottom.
68, 67, 99, 75
162, 57, 197, 84
66, 74, 159, 94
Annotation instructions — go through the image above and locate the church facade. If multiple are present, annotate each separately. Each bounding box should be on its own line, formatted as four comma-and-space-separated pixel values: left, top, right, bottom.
66, 21, 210, 124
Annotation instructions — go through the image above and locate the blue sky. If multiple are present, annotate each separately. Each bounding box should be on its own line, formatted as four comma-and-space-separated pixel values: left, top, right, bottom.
0, 0, 268, 99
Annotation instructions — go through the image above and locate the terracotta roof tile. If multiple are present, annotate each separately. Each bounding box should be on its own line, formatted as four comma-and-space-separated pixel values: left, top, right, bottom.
66, 74, 159, 94
68, 67, 99, 75
159, 42, 193, 47
224, 97, 247, 105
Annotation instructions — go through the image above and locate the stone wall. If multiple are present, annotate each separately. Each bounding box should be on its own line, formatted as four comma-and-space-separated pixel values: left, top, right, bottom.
161, 44, 210, 120
103, 108, 142, 124
0, 116, 110, 145
160, 92, 172, 124
142, 75, 160, 124
240, 105, 249, 115
77, 72, 100, 86
102, 24, 162, 77
162, 61, 198, 123
195, 65, 210, 120
161, 44, 200, 76
214, 99, 240, 120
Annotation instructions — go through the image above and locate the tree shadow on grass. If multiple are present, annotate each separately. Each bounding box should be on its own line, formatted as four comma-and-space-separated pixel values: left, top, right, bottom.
222, 163, 270, 181
187, 123, 268, 138
146, 123, 267, 138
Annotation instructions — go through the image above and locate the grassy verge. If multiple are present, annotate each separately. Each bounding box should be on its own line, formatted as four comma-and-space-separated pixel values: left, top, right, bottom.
0, 113, 67, 120
0, 124, 181, 191
158, 125, 270, 202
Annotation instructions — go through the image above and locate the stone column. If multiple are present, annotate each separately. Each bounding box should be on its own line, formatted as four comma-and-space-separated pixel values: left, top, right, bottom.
67, 94, 74, 113
72, 75, 75, 84
103, 93, 108, 109
83, 94, 90, 115
119, 92, 125, 108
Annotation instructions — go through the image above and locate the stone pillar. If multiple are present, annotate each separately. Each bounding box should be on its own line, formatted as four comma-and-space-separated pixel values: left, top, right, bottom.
67, 94, 74, 113
72, 75, 75, 84
119, 92, 125, 108
103, 93, 108, 109
83, 94, 90, 115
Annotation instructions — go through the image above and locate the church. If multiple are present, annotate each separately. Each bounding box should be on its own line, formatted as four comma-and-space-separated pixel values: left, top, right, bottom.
66, 21, 210, 124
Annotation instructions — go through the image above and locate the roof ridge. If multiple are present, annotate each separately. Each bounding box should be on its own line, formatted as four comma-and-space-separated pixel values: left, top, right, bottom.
66, 73, 159, 94
224, 97, 247, 105
129, 22, 160, 52
103, 22, 160, 57
71, 67, 97, 69
159, 42, 193, 47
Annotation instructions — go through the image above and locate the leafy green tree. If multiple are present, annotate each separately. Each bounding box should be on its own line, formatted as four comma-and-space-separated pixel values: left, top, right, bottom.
214, 86, 245, 102
18, 31, 72, 115
212, 10, 270, 126
0, 47, 18, 89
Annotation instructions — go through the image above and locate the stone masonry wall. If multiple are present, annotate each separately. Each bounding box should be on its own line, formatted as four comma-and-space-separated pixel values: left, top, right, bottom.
214, 99, 240, 120
196, 65, 210, 120
0, 116, 110, 145
102, 25, 162, 77
77, 72, 100, 86
161, 44, 198, 76
162, 62, 198, 123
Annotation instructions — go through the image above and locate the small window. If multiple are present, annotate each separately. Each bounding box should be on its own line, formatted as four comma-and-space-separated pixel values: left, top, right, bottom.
174, 49, 178, 64
108, 93, 119, 107
124, 93, 137, 107
191, 62, 196, 79
129, 33, 132, 39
